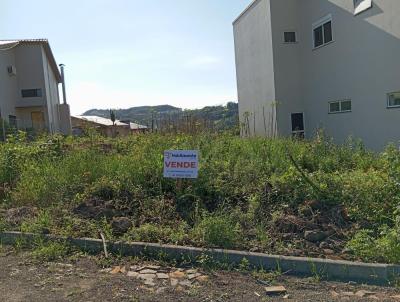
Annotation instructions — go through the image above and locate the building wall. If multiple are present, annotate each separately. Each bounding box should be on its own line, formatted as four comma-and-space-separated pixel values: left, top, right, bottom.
233, 0, 277, 136
0, 49, 18, 120
270, 0, 303, 136
14, 44, 50, 129
42, 46, 61, 133
298, 0, 400, 149
234, 0, 400, 149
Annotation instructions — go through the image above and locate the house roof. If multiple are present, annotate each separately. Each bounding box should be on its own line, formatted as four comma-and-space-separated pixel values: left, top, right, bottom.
0, 39, 61, 82
72, 115, 130, 127
129, 122, 148, 130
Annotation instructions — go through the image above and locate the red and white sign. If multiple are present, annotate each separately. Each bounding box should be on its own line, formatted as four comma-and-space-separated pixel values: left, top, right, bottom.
163, 150, 199, 179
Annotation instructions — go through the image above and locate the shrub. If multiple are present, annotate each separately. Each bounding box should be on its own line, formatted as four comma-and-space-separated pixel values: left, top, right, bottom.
347, 226, 400, 263
20, 210, 53, 234
192, 214, 241, 249
32, 240, 69, 261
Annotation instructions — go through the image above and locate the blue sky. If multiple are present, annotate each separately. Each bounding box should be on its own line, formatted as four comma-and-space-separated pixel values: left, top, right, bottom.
1, 0, 251, 114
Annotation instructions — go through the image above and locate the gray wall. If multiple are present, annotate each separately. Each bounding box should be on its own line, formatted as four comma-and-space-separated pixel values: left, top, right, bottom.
299, 0, 400, 149
233, 0, 277, 137
0, 43, 61, 133
234, 0, 400, 149
0, 50, 18, 119
42, 47, 61, 133
270, 0, 303, 136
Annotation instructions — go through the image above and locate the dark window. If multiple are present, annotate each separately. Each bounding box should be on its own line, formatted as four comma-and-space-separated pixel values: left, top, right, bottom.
329, 100, 352, 113
284, 32, 297, 43
313, 26, 324, 48
341, 100, 352, 111
388, 92, 400, 108
291, 113, 304, 132
21, 89, 42, 98
313, 18, 333, 48
329, 102, 340, 113
323, 21, 333, 43
8, 115, 17, 128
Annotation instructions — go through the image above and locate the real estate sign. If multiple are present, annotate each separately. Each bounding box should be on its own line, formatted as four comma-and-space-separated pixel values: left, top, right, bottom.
163, 150, 199, 179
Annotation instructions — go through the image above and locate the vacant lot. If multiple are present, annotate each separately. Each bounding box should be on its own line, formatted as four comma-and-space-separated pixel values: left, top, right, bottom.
1, 132, 400, 264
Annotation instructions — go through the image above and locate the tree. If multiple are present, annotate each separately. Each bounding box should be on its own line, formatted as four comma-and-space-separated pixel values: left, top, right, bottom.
109, 109, 116, 126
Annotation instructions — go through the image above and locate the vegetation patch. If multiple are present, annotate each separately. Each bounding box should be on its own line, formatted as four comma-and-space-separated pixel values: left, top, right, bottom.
1, 132, 400, 263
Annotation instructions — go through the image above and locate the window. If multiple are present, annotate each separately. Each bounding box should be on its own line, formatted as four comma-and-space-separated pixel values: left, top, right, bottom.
284, 31, 297, 43
313, 15, 333, 48
8, 115, 17, 128
291, 113, 305, 138
21, 89, 42, 98
388, 92, 400, 108
329, 100, 352, 113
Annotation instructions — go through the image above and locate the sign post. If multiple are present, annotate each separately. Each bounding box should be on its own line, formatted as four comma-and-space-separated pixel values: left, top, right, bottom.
163, 150, 199, 179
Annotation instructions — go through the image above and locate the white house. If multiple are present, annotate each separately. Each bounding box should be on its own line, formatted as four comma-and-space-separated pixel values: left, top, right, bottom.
233, 0, 400, 149
0, 39, 71, 135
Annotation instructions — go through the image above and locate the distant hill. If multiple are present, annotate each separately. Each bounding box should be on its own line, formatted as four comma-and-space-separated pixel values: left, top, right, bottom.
83, 102, 239, 131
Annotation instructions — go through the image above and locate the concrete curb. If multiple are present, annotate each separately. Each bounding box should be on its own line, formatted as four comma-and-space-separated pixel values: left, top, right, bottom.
1, 231, 399, 285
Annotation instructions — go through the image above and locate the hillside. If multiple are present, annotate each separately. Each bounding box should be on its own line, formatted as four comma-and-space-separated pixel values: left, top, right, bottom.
83, 102, 239, 131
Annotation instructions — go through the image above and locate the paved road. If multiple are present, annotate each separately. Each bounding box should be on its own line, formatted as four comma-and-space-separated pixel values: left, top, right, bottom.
0, 247, 399, 301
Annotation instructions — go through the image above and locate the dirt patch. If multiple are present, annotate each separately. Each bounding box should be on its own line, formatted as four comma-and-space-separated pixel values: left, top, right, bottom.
5, 206, 38, 226
0, 247, 399, 302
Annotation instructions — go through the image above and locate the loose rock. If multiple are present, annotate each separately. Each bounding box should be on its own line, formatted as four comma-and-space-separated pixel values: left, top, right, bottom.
170, 271, 185, 279
304, 230, 327, 243
156, 273, 169, 279
111, 217, 133, 235
265, 286, 287, 296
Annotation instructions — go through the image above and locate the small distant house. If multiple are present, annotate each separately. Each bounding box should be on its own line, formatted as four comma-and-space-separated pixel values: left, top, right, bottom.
121, 120, 149, 134
0, 39, 71, 135
71, 115, 147, 137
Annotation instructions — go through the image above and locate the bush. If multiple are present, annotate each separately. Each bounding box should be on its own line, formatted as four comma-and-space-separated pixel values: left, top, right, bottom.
192, 214, 241, 249
347, 226, 400, 263
32, 240, 69, 261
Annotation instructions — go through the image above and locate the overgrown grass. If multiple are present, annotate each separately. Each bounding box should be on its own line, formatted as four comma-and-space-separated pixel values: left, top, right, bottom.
0, 132, 400, 263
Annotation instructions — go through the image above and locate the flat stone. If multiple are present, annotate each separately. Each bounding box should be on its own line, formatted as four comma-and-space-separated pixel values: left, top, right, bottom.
185, 269, 197, 274
99, 268, 112, 273
170, 278, 179, 286
110, 266, 122, 274
144, 279, 155, 286
144, 265, 160, 270
355, 290, 376, 298
138, 274, 156, 280
127, 271, 139, 278
195, 275, 209, 283
170, 271, 185, 279
179, 280, 192, 287
139, 269, 157, 274
341, 292, 355, 297
130, 265, 140, 271
265, 286, 287, 295
156, 273, 169, 279
156, 287, 167, 294
188, 273, 202, 280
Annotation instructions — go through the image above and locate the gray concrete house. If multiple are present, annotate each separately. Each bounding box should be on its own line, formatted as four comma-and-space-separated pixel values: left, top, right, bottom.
233, 0, 400, 149
0, 39, 71, 135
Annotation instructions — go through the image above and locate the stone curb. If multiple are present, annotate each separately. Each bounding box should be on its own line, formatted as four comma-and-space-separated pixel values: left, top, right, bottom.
1, 231, 398, 285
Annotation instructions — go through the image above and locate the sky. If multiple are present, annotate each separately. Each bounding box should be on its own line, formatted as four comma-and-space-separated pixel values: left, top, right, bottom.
1, 0, 252, 115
